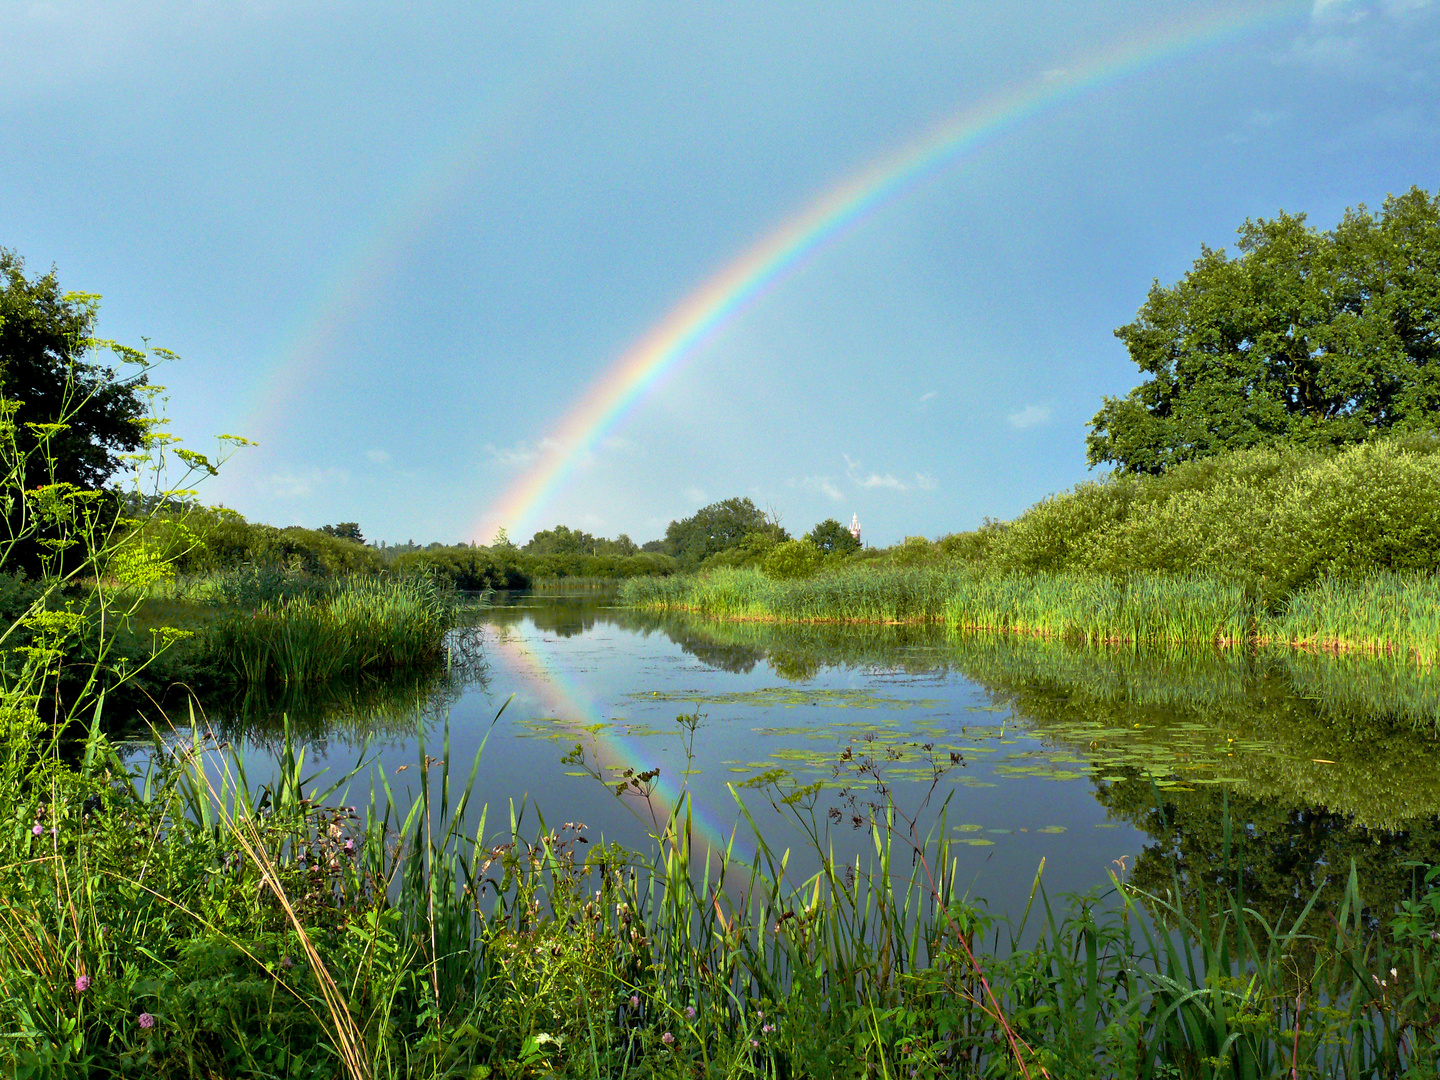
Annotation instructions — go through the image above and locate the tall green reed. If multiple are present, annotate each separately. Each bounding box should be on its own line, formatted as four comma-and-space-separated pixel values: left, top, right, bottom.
205, 574, 458, 687
626, 563, 1440, 660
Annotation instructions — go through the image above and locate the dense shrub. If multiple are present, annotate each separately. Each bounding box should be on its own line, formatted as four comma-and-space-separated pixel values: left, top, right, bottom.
762, 539, 824, 580
393, 545, 528, 590
981, 435, 1440, 591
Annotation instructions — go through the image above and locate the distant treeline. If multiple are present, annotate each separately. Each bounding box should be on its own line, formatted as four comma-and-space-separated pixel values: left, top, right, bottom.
117, 508, 680, 590
120, 433, 1440, 597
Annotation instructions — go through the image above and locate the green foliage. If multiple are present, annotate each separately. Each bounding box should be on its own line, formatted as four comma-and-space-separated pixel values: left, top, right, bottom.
0, 250, 149, 492
892, 535, 936, 567
319, 521, 365, 543
804, 517, 860, 555
698, 528, 782, 571
761, 538, 824, 580
120, 505, 384, 578
521, 524, 637, 557
981, 436, 1440, 592
624, 558, 1440, 660
203, 573, 459, 686
663, 496, 788, 566
936, 524, 1002, 562
1090, 186, 1440, 473
392, 544, 527, 590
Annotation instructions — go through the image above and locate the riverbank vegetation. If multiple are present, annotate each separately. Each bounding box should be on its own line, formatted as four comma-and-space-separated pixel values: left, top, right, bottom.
626, 189, 1440, 651
625, 431, 1440, 659
7, 709, 1440, 1078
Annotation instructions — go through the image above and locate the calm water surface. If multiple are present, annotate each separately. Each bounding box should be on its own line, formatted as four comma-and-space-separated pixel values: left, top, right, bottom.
198, 592, 1440, 924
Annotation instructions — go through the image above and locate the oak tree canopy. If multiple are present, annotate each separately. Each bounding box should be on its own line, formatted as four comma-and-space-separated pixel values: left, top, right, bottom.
1087, 187, 1440, 474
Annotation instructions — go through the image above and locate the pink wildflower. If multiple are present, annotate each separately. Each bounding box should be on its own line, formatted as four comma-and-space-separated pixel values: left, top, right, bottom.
138, 1012, 156, 1029
75, 975, 91, 992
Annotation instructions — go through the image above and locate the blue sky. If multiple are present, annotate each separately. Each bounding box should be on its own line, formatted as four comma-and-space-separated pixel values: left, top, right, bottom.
3, 1, 1437, 547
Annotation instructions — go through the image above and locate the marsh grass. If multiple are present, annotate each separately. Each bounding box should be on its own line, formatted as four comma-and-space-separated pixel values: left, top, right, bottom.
1258, 570, 1440, 663
203, 574, 459, 687
627, 564, 1440, 661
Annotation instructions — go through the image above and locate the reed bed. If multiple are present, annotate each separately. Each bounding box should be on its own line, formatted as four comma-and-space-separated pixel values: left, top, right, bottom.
204, 573, 457, 686
628, 564, 1440, 659
1260, 570, 1440, 663
4, 714, 1440, 1078
625, 566, 1257, 643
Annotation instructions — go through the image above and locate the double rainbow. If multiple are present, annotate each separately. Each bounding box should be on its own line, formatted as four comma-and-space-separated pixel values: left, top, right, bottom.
477, 2, 1301, 540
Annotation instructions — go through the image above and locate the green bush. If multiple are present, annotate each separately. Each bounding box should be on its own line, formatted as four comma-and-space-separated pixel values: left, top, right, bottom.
984, 436, 1440, 590
392, 545, 528, 590
762, 539, 824, 580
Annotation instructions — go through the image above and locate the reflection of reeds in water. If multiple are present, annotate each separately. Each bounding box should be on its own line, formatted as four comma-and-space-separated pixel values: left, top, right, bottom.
951, 636, 1440, 829
639, 613, 1440, 827
205, 629, 487, 748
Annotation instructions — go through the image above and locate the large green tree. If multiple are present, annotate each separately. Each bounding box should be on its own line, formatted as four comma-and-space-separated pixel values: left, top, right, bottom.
1087, 187, 1440, 474
1, 251, 151, 577
1, 250, 149, 491
804, 518, 861, 555
663, 496, 787, 566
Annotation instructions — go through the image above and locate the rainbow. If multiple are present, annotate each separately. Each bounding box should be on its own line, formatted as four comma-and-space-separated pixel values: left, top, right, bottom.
227, 85, 555, 455
476, 1, 1302, 541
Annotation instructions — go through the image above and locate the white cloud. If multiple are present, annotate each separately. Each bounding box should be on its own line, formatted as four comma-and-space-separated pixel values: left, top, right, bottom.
0, 1, 342, 98
483, 441, 541, 469
683, 486, 708, 506
482, 435, 593, 471
1246, 108, 1288, 130
1310, 0, 1356, 18
1007, 404, 1053, 430
255, 467, 347, 500
364, 448, 391, 464
918, 390, 937, 403
1290, 0, 1439, 79
858, 472, 907, 490
842, 454, 935, 494
813, 476, 845, 501
1041, 67, 1067, 81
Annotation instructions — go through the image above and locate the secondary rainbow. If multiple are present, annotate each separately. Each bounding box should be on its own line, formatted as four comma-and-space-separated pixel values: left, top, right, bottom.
477, 1, 1302, 541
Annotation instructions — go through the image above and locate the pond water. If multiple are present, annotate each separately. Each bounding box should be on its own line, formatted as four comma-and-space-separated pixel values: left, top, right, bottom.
195, 592, 1440, 926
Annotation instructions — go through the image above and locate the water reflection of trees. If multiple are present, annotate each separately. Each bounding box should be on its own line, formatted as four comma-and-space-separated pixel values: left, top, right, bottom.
1096, 775, 1440, 938
962, 637, 1440, 829
590, 612, 1440, 828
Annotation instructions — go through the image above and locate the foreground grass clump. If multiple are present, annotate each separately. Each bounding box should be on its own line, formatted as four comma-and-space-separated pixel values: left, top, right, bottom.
6, 713, 1440, 1079
201, 572, 461, 686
